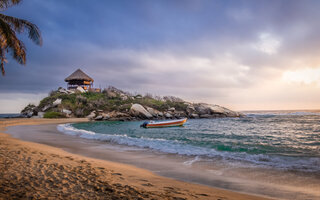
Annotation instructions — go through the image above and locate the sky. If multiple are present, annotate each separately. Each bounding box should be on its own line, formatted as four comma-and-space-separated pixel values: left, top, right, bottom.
1, 0, 320, 113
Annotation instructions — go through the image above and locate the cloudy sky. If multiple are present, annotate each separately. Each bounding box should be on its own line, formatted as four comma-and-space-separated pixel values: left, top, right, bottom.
1, 0, 320, 113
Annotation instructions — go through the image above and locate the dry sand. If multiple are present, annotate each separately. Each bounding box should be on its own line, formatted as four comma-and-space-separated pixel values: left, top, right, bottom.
0, 118, 271, 200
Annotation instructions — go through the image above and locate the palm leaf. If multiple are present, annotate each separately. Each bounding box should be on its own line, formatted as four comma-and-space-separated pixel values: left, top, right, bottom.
0, 13, 42, 45
0, 0, 21, 10
0, 17, 27, 75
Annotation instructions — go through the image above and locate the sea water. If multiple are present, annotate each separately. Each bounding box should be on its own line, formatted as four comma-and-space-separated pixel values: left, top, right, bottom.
58, 110, 320, 173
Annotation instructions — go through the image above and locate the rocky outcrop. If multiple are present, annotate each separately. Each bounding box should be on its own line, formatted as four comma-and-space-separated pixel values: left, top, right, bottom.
21, 86, 243, 120
129, 104, 152, 119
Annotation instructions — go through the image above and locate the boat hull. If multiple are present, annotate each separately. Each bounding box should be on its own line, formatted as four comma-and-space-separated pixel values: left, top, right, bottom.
143, 118, 187, 128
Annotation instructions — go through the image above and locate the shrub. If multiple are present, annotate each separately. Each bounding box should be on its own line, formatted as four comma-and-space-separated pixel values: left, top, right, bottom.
44, 111, 66, 118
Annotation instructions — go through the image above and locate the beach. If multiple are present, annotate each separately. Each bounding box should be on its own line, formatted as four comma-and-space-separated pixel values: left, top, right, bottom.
0, 118, 270, 200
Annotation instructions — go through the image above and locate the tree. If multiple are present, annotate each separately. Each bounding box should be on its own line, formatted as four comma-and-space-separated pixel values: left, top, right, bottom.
0, 0, 42, 75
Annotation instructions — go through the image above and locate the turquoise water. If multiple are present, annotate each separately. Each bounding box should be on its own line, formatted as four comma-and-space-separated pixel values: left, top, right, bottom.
58, 111, 320, 172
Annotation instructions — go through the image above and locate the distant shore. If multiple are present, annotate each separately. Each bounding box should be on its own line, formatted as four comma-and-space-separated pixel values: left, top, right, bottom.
0, 118, 269, 200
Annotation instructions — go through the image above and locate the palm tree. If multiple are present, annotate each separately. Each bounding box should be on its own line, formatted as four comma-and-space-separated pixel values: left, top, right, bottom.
0, 0, 42, 75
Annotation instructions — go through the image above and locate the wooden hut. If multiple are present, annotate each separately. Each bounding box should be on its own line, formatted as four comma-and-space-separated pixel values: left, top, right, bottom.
64, 69, 94, 91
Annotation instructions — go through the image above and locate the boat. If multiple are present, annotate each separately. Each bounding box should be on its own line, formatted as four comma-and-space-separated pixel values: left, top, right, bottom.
140, 118, 187, 128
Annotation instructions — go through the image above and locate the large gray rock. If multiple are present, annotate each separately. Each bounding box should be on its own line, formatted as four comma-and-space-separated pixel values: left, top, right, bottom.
194, 103, 241, 117
95, 115, 103, 120
164, 112, 172, 118
62, 109, 72, 115
146, 107, 161, 117
53, 99, 62, 106
42, 105, 51, 112
130, 104, 152, 119
186, 105, 196, 115
86, 111, 96, 119
191, 113, 199, 118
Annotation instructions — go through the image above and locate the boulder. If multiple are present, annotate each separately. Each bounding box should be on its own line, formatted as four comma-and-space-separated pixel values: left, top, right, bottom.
58, 87, 68, 94
146, 107, 160, 117
53, 99, 62, 106
164, 113, 172, 118
86, 111, 96, 119
168, 107, 175, 112
129, 104, 152, 119
102, 113, 110, 120
62, 109, 72, 115
186, 105, 196, 115
76, 86, 86, 93
95, 115, 103, 120
42, 105, 51, 112
199, 114, 211, 118
193, 103, 241, 117
194, 103, 211, 115
190, 113, 199, 119
208, 105, 241, 117
21, 104, 36, 117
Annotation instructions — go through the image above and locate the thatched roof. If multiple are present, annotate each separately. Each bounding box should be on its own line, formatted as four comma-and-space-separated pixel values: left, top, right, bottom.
65, 69, 93, 82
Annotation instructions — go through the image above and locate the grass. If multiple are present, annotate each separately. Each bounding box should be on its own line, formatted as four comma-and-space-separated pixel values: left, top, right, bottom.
44, 111, 66, 118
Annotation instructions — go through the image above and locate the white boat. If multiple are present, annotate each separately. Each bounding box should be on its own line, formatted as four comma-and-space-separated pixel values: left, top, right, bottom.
140, 118, 187, 128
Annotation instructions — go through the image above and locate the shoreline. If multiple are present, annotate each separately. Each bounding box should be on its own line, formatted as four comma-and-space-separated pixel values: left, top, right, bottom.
0, 118, 270, 200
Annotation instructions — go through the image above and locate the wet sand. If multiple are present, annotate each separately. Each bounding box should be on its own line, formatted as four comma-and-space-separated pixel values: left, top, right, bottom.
0, 118, 270, 200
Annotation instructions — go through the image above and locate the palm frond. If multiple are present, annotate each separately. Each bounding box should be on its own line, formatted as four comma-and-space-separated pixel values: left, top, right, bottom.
0, 17, 27, 75
0, 13, 42, 46
0, 0, 21, 10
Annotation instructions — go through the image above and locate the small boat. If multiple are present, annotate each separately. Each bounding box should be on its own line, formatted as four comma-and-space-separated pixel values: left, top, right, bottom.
140, 118, 187, 128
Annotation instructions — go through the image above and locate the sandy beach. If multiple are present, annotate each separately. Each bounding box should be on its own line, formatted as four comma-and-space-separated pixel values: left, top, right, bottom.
0, 118, 271, 200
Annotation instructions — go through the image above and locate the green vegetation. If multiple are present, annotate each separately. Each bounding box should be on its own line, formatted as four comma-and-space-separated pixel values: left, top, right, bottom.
24, 88, 189, 118
44, 111, 66, 118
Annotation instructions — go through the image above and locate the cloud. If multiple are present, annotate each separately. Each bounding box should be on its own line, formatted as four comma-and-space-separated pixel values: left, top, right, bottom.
1, 0, 320, 112
252, 33, 281, 55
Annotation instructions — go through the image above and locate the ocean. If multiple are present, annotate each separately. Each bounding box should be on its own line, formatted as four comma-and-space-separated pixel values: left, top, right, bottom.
58, 110, 320, 173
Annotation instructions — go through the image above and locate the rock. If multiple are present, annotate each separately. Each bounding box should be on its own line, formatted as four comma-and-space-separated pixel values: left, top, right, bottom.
146, 107, 160, 117
62, 109, 72, 115
164, 113, 172, 118
58, 87, 68, 94
120, 94, 128, 100
199, 114, 211, 118
37, 112, 45, 118
42, 105, 51, 112
102, 113, 110, 120
158, 112, 164, 117
191, 113, 199, 118
95, 115, 103, 120
193, 103, 241, 117
208, 105, 241, 117
174, 111, 187, 118
186, 105, 196, 115
86, 111, 96, 119
53, 99, 62, 106
129, 104, 153, 119
194, 103, 211, 115
168, 107, 175, 112
76, 86, 86, 93
21, 104, 36, 117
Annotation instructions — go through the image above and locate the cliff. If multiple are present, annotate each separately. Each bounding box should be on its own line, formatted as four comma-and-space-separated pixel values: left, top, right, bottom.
21, 86, 243, 120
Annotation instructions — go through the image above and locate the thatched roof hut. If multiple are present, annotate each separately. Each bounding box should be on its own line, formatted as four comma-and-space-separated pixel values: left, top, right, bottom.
65, 69, 94, 90
65, 69, 93, 82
